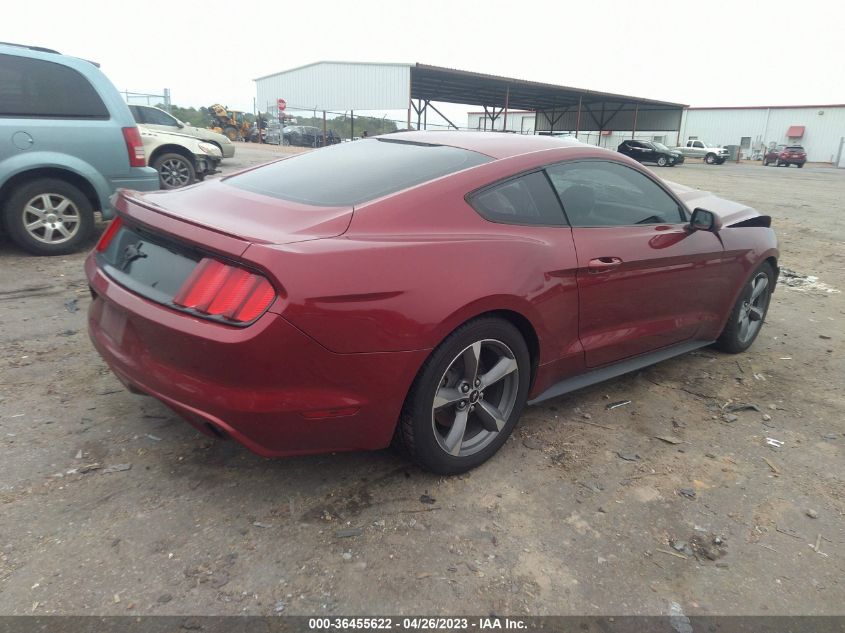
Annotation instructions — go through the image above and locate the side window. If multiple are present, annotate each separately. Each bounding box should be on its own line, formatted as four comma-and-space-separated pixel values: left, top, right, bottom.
469, 171, 567, 226
0, 54, 108, 119
693, 141, 704, 148
142, 107, 178, 126
545, 161, 684, 227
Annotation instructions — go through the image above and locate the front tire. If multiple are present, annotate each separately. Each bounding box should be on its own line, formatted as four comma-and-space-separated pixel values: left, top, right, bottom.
714, 262, 774, 354
705, 153, 716, 164
657, 156, 668, 167
397, 317, 530, 474
3, 178, 94, 255
153, 153, 196, 190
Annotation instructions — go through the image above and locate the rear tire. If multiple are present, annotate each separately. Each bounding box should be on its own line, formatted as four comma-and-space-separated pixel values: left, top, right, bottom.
797, 163, 804, 168
714, 262, 774, 354
3, 178, 94, 256
396, 317, 530, 474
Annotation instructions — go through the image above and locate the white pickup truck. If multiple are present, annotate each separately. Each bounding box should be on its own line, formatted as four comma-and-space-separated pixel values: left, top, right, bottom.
673, 140, 730, 165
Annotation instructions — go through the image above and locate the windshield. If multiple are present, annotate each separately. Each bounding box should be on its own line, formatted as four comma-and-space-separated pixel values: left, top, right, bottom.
652, 142, 670, 151
227, 138, 492, 206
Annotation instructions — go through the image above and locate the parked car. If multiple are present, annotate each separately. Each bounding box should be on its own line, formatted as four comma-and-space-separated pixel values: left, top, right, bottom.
273, 125, 341, 147
617, 140, 684, 167
763, 144, 806, 168
129, 105, 235, 159
86, 132, 778, 474
0, 42, 158, 255
673, 140, 729, 164
139, 127, 222, 189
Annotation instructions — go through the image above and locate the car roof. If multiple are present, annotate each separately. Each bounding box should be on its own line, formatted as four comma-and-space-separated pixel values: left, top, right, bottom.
381, 131, 584, 159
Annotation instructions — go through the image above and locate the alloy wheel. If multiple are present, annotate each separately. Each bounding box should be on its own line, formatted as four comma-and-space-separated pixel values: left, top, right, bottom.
431, 339, 519, 457
160, 158, 192, 188
737, 273, 770, 344
22, 193, 81, 245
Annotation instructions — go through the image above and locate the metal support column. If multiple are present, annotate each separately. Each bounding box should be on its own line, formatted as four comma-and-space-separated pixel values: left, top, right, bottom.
503, 85, 510, 132
631, 103, 639, 139
575, 96, 582, 139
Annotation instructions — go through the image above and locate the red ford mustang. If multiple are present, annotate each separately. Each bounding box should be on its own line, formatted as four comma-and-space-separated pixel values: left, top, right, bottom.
86, 132, 778, 474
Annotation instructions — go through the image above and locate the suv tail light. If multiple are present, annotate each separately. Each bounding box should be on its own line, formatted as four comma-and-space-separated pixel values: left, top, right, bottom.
173, 258, 276, 323
122, 127, 146, 167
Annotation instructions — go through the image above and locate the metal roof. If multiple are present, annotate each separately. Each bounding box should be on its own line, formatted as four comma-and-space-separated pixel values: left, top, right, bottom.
410, 63, 686, 112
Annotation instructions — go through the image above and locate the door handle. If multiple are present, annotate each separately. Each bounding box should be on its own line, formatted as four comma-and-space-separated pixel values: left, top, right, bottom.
587, 257, 623, 273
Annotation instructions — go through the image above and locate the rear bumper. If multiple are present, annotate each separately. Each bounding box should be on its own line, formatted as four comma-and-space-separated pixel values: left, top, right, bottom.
102, 169, 160, 218
85, 255, 428, 457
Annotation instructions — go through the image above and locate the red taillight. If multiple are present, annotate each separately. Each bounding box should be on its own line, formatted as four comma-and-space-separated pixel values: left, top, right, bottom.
122, 127, 146, 167
173, 258, 276, 323
96, 217, 123, 252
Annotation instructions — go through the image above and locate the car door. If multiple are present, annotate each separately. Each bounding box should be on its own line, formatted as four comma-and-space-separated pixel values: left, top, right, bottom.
634, 141, 656, 163
468, 170, 582, 380
545, 160, 728, 368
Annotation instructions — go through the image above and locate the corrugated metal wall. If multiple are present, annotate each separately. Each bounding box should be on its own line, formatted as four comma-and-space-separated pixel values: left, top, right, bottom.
255, 62, 411, 112
468, 112, 536, 133
534, 108, 683, 133
680, 107, 845, 162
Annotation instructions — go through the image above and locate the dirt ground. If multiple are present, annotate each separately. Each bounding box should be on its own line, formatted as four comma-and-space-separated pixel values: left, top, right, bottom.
0, 144, 842, 617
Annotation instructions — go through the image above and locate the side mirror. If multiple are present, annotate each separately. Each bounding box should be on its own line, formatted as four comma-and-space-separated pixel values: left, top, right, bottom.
176, 120, 185, 128
689, 208, 721, 232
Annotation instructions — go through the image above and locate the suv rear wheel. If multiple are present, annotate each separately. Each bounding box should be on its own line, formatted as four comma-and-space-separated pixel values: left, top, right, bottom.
3, 178, 94, 255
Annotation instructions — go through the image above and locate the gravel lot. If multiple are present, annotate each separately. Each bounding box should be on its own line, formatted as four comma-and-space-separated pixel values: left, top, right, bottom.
0, 144, 842, 616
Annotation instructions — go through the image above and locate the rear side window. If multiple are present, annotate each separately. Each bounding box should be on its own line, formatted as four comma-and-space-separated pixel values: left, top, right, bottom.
469, 171, 567, 226
0, 54, 108, 119
140, 106, 178, 126
546, 160, 684, 227
228, 138, 491, 206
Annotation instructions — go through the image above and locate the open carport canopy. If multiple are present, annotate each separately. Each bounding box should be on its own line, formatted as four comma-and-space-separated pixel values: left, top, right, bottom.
411, 64, 686, 132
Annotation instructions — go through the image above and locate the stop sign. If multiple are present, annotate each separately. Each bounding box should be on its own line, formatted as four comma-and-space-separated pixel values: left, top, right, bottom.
277, 98, 287, 111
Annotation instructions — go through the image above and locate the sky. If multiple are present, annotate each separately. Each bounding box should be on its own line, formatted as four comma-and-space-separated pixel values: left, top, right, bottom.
3, 0, 841, 127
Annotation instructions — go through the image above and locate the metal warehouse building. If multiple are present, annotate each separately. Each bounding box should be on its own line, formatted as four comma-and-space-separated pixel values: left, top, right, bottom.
679, 105, 845, 164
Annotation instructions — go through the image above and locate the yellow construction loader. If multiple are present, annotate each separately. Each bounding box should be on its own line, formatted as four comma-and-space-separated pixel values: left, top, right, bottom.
208, 104, 251, 141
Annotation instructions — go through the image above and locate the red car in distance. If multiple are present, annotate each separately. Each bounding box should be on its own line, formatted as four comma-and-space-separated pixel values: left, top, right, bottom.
763, 144, 807, 167
87, 132, 779, 474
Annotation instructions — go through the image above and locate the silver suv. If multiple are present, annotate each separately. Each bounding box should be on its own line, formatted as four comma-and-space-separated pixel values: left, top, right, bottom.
0, 42, 159, 255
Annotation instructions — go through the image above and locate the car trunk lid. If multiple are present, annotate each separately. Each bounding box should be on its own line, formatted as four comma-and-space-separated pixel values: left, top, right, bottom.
119, 178, 354, 248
